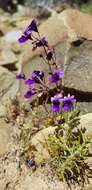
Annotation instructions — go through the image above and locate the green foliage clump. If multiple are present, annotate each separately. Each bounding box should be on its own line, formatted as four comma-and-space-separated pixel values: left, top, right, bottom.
48, 110, 92, 187
81, 2, 92, 14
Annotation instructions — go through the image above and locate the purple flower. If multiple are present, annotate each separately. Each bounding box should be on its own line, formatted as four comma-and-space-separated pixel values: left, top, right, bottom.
46, 49, 53, 61
51, 95, 61, 113
18, 35, 32, 43
32, 70, 44, 83
24, 88, 36, 99
33, 37, 48, 50
16, 73, 25, 80
18, 18, 38, 43
49, 68, 63, 83
25, 79, 34, 86
24, 19, 38, 36
18, 35, 30, 43
26, 157, 36, 168
61, 94, 76, 112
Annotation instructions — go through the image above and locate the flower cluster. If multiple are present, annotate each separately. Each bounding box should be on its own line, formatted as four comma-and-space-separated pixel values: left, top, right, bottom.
51, 94, 76, 113
16, 18, 76, 113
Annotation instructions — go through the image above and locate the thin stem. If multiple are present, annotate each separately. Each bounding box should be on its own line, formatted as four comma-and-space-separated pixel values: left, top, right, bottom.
41, 54, 49, 65
38, 32, 53, 74
36, 76, 49, 91
43, 103, 49, 114
31, 34, 39, 41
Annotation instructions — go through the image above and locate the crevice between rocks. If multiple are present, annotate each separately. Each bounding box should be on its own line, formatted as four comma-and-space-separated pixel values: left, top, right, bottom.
64, 87, 92, 102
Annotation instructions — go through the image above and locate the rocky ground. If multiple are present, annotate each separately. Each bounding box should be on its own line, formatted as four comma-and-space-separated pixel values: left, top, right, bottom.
0, 4, 92, 190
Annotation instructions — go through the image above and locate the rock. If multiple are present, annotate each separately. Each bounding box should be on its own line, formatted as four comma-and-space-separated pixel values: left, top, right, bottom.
84, 185, 92, 190
59, 9, 92, 41
0, 119, 12, 155
4, 30, 22, 43
0, 0, 17, 13
31, 126, 56, 163
0, 66, 19, 99
77, 102, 92, 115
0, 157, 66, 190
80, 113, 92, 139
16, 5, 27, 17
15, 167, 66, 190
80, 113, 92, 188
26, 0, 66, 7
30, 5, 55, 19
0, 49, 17, 66
0, 103, 7, 117
63, 40, 92, 93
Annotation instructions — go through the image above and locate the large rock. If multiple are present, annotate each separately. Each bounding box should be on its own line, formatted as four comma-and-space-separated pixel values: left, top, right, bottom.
0, 49, 17, 70
26, 0, 66, 7
63, 40, 92, 93
0, 66, 19, 99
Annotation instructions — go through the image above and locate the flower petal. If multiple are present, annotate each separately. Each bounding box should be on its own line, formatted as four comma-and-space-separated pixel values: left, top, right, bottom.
49, 68, 62, 83
61, 94, 76, 112
24, 19, 38, 36
51, 95, 61, 113
25, 79, 34, 85
24, 89, 36, 99
18, 35, 28, 43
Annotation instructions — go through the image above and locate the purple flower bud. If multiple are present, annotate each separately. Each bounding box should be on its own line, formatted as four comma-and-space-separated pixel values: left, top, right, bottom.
16, 73, 25, 80
61, 94, 76, 112
46, 49, 53, 61
35, 37, 48, 48
51, 95, 61, 113
49, 68, 63, 83
24, 88, 36, 99
32, 70, 44, 83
